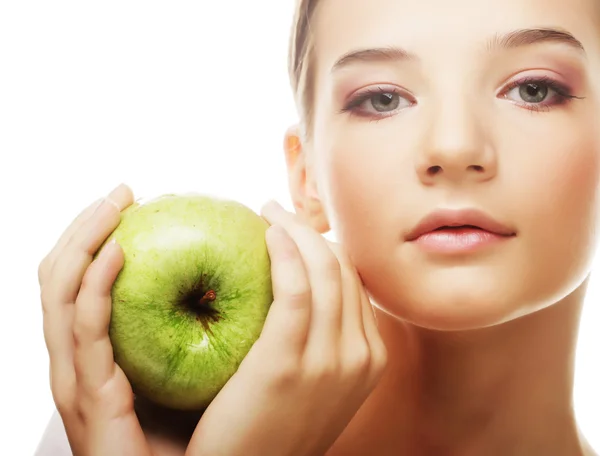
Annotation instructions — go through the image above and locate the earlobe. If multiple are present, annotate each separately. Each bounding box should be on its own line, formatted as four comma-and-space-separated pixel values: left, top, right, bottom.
283, 125, 330, 234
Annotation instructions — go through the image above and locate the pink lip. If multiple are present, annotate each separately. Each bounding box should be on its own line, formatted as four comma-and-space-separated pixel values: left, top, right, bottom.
405, 208, 516, 254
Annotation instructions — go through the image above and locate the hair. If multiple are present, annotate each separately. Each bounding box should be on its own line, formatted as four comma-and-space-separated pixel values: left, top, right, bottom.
288, 0, 320, 141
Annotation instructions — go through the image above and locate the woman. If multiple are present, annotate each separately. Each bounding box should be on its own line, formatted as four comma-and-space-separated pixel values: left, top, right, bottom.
36, 0, 599, 454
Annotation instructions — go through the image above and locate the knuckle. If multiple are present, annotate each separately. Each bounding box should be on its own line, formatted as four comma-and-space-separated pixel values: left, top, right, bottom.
71, 219, 112, 258
52, 390, 75, 417
324, 252, 342, 271
268, 361, 300, 389
284, 285, 312, 306
72, 329, 82, 350
75, 404, 88, 425
72, 320, 92, 350
345, 344, 372, 375
366, 348, 388, 388
78, 265, 95, 292
70, 232, 94, 257
38, 258, 50, 284
79, 261, 105, 296
319, 252, 341, 275
79, 380, 105, 405
308, 357, 340, 382
55, 401, 73, 420
72, 325, 92, 350
373, 344, 389, 374
40, 287, 53, 314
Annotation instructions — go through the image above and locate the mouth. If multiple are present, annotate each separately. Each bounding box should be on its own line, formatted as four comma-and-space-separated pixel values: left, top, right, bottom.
432, 225, 482, 231
405, 209, 516, 242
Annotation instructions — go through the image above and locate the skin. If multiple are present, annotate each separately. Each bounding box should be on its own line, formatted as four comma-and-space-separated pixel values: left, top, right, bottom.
37, 186, 386, 456
283, 0, 600, 453
36, 0, 600, 454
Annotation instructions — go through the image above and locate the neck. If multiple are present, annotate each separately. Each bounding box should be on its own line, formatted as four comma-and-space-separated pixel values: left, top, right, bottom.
332, 279, 593, 456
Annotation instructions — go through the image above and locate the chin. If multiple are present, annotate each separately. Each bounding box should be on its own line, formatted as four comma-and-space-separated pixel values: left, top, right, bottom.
362, 261, 590, 332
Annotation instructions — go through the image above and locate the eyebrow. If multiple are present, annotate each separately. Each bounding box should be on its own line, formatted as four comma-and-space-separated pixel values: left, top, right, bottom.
331, 28, 585, 73
487, 27, 585, 53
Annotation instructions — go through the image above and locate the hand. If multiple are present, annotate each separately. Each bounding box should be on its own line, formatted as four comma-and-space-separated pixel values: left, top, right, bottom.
38, 184, 154, 456
186, 200, 388, 456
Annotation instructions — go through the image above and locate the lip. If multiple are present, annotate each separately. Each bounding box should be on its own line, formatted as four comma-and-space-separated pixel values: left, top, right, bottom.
405, 208, 516, 252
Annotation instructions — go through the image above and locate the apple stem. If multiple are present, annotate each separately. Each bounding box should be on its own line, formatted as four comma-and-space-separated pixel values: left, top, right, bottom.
198, 290, 216, 306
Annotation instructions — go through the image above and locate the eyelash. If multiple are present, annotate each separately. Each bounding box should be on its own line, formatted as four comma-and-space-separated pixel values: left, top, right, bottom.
339, 77, 583, 119
339, 86, 409, 120
500, 76, 582, 112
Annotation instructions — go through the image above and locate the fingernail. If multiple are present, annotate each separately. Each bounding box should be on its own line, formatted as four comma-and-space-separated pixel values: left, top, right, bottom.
107, 183, 127, 199
94, 197, 118, 214
267, 224, 285, 236
263, 200, 284, 213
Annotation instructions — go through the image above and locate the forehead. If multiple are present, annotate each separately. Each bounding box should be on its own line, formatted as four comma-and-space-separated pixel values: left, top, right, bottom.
312, 0, 600, 69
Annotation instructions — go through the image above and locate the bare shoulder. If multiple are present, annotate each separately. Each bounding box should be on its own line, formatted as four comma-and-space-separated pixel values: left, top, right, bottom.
34, 411, 72, 456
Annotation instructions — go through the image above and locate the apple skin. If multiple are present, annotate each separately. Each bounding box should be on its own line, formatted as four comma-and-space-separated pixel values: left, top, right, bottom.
100, 193, 273, 411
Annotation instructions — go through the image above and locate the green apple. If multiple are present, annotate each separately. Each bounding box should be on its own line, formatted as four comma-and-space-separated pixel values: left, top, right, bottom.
99, 193, 273, 411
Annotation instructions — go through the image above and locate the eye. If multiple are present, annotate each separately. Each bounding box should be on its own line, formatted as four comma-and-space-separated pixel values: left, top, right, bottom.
515, 82, 548, 103
501, 76, 581, 109
505, 82, 551, 104
340, 86, 414, 118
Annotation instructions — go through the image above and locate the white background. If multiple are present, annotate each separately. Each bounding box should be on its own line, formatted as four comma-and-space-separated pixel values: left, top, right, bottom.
0, 2, 597, 455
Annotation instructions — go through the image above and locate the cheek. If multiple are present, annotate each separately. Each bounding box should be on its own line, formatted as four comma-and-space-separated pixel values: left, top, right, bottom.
518, 121, 600, 210
517, 116, 600, 244
515, 120, 600, 295
317, 131, 407, 257
315, 111, 600, 330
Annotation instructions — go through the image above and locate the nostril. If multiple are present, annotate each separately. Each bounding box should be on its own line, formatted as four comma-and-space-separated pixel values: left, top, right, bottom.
427, 165, 442, 175
469, 165, 484, 172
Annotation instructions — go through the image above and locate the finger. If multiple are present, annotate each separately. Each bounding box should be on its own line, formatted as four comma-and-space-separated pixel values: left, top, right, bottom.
40, 183, 134, 285
43, 198, 123, 400
261, 201, 343, 356
73, 239, 123, 392
359, 287, 388, 381
327, 241, 367, 352
256, 224, 312, 359
38, 197, 102, 286
49, 197, 122, 306
52, 183, 133, 264
44, 303, 77, 413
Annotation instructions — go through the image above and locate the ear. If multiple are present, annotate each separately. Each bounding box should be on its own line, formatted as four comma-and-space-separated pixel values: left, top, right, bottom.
283, 125, 330, 234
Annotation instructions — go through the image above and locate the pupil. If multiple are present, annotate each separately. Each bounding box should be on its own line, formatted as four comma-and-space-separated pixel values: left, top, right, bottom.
526, 84, 539, 96
379, 93, 393, 105
520, 83, 547, 102
372, 92, 399, 112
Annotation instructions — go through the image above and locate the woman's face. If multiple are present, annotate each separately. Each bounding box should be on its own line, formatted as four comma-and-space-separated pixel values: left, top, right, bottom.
292, 0, 600, 330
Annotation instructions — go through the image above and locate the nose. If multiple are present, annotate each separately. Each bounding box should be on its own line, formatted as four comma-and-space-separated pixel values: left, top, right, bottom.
416, 100, 497, 185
